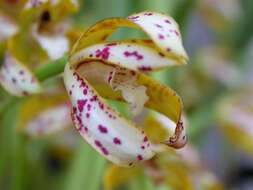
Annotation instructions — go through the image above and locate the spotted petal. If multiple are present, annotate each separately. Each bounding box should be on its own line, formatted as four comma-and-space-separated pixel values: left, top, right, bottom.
70, 11, 188, 71
18, 94, 72, 137
0, 52, 42, 97
64, 11, 188, 167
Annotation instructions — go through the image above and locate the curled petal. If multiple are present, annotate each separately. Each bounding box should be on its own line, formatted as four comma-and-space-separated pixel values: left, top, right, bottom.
64, 64, 154, 167
18, 95, 72, 137
64, 11, 188, 167
71, 11, 188, 70
143, 114, 187, 149
0, 52, 42, 97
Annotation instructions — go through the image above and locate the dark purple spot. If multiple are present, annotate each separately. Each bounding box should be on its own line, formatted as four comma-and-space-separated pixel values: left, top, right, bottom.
101, 147, 109, 155
165, 19, 171, 24
87, 104, 91, 111
98, 125, 108, 133
89, 54, 93, 57
144, 13, 152, 16
143, 136, 148, 142
141, 146, 145, 150
69, 90, 72, 95
124, 51, 143, 60
158, 34, 164, 40
95, 140, 102, 147
77, 99, 87, 112
83, 89, 87, 95
19, 70, 24, 75
86, 113, 90, 118
113, 137, 121, 145
128, 16, 139, 20
95, 47, 110, 60
137, 155, 143, 160
154, 24, 162, 28
166, 48, 171, 52
138, 66, 152, 71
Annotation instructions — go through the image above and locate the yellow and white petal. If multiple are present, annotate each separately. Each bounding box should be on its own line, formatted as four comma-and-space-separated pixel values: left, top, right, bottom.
0, 52, 42, 97
64, 64, 154, 167
71, 11, 188, 70
64, 11, 188, 167
18, 94, 72, 137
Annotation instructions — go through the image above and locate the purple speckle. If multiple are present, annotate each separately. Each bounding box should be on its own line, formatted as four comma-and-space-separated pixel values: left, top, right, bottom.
143, 136, 148, 142
95, 47, 110, 60
137, 155, 143, 160
124, 51, 143, 60
95, 140, 102, 147
77, 99, 87, 112
98, 125, 108, 133
113, 137, 121, 145
165, 19, 171, 24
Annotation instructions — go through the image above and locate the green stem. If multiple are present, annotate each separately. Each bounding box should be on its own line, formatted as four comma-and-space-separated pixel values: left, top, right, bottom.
34, 56, 68, 82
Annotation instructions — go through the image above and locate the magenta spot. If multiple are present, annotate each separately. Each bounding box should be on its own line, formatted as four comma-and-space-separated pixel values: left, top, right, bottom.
128, 16, 139, 20
124, 51, 143, 60
69, 90, 72, 95
77, 99, 87, 112
84, 127, 88, 132
72, 84, 75, 88
99, 102, 104, 110
90, 95, 98, 102
78, 126, 83, 132
166, 48, 171, 52
141, 146, 145, 150
113, 137, 121, 145
154, 24, 162, 28
86, 113, 90, 118
165, 19, 171, 24
95, 140, 102, 147
158, 34, 164, 40
98, 125, 108, 133
144, 13, 153, 16
174, 30, 179, 36
95, 47, 110, 60
87, 104, 91, 111
101, 147, 109, 155
19, 70, 24, 75
138, 66, 152, 71
137, 155, 143, 160
89, 54, 93, 57
143, 136, 148, 142
83, 89, 87, 95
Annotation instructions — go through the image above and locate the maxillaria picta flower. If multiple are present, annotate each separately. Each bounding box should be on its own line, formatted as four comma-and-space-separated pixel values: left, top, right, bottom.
104, 115, 223, 190
64, 11, 188, 167
0, 0, 79, 97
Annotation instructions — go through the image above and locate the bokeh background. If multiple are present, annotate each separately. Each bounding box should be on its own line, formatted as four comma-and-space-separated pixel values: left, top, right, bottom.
0, 0, 253, 189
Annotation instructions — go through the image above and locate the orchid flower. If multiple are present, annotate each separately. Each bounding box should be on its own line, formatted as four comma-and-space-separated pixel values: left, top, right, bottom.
104, 115, 224, 190
0, 0, 79, 97
64, 11, 188, 167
